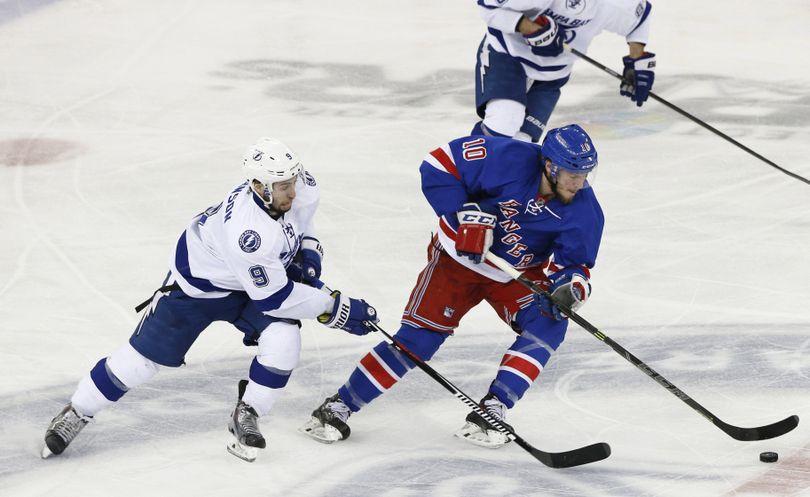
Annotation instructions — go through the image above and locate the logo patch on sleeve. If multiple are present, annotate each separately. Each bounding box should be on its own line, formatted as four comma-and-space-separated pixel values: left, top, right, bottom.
239, 230, 262, 253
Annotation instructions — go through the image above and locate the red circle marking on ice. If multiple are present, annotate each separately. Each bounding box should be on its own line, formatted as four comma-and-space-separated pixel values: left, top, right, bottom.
0, 138, 81, 166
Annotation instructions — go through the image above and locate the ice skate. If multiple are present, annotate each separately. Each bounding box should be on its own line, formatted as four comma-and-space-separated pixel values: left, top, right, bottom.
455, 393, 514, 449
226, 380, 266, 462
299, 393, 352, 443
41, 403, 91, 458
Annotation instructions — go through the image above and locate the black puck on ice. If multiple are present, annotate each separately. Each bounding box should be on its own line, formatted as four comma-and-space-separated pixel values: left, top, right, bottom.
759, 451, 778, 463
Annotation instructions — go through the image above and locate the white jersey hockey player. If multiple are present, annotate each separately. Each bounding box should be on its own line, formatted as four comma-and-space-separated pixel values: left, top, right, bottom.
41, 137, 379, 463
473, 0, 656, 141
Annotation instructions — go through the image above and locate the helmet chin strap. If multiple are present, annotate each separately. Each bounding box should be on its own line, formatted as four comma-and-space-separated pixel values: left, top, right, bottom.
260, 187, 272, 206
249, 181, 275, 209
543, 165, 560, 198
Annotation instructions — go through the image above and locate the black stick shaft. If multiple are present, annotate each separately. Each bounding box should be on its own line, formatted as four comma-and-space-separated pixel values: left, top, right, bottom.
485, 252, 799, 441
568, 46, 810, 186
365, 321, 611, 467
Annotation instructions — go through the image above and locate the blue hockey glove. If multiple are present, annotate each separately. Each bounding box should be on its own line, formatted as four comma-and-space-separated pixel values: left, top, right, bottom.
620, 52, 656, 106
318, 291, 378, 336
455, 202, 497, 264
299, 237, 323, 282
524, 15, 565, 58
535, 267, 591, 320
287, 237, 323, 285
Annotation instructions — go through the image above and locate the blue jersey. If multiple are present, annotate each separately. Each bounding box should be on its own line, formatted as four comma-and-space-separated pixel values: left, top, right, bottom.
420, 135, 604, 282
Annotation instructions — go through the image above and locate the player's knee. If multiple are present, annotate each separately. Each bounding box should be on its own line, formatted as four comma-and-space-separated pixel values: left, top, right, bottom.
483, 99, 526, 138
106, 342, 161, 389
393, 325, 448, 362
514, 308, 568, 351
256, 321, 302, 370
248, 357, 292, 390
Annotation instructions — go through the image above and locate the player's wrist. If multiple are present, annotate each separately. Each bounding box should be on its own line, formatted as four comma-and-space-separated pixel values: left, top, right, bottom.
517, 16, 540, 35
627, 42, 646, 59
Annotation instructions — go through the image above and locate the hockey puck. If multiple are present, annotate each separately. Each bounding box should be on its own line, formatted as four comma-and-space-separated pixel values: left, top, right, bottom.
759, 451, 778, 463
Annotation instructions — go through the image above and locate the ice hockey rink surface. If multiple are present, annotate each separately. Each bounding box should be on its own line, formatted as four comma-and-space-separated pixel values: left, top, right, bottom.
1, 1, 809, 496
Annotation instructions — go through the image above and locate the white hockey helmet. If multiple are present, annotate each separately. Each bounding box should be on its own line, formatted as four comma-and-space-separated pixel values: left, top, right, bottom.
242, 137, 303, 205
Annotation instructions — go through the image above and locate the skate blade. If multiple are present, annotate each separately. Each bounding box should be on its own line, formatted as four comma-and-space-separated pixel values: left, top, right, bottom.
298, 417, 342, 444
454, 421, 509, 449
226, 440, 258, 462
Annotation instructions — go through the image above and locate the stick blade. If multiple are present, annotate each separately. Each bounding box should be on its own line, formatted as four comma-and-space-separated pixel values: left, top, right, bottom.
528, 441, 611, 469
719, 414, 799, 441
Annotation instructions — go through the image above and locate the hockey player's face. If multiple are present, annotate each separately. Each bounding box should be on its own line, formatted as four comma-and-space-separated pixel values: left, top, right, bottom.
271, 177, 297, 212
555, 169, 588, 204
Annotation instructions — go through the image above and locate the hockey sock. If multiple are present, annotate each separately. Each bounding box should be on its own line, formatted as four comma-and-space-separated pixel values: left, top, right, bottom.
338, 325, 447, 411
471, 119, 515, 138
489, 333, 554, 408
71, 358, 124, 416
338, 341, 410, 411
70, 344, 161, 416
243, 357, 292, 416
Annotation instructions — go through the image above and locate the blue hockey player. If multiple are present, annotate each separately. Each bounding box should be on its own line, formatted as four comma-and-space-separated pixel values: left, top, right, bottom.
300, 124, 604, 448
474, 0, 656, 142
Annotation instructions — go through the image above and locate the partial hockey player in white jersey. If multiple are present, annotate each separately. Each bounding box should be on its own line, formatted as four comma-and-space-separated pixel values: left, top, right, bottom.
473, 0, 656, 142
41, 137, 379, 463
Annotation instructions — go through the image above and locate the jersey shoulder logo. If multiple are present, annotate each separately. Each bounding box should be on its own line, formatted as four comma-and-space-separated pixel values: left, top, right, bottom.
567, 0, 584, 10
526, 198, 545, 215
239, 230, 262, 253
303, 171, 317, 186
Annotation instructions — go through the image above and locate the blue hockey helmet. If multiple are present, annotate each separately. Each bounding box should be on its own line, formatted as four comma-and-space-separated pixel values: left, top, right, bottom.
541, 124, 598, 180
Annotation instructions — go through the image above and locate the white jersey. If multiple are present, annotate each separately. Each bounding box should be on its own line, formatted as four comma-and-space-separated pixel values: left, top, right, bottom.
169, 172, 333, 320
478, 0, 652, 81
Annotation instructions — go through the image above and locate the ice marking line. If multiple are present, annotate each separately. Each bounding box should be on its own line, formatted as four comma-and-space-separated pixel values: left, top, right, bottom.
553, 370, 621, 424
0, 235, 38, 299
7, 2, 199, 325
12, 145, 134, 324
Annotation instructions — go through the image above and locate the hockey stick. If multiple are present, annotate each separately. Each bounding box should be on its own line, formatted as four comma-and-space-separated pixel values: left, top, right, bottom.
566, 46, 810, 187
364, 320, 611, 468
485, 252, 800, 441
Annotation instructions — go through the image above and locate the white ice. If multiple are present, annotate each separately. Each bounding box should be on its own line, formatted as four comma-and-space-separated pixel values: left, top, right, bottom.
1, 1, 809, 496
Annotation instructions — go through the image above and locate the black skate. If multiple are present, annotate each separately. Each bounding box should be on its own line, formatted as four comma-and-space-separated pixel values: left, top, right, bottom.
298, 393, 352, 444
226, 380, 266, 462
455, 393, 514, 449
41, 403, 91, 458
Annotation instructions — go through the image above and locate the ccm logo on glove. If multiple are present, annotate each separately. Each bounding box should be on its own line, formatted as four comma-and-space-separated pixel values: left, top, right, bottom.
458, 212, 497, 225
